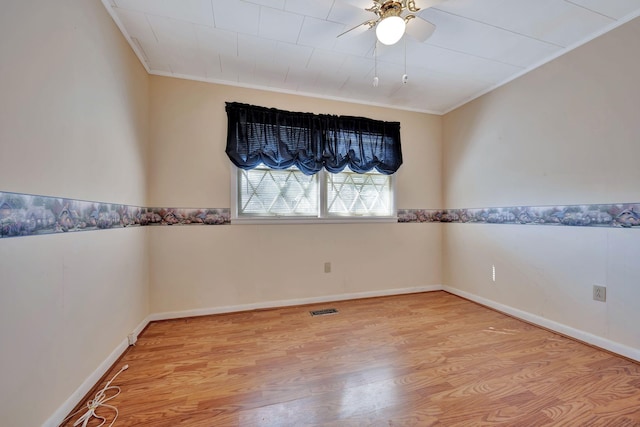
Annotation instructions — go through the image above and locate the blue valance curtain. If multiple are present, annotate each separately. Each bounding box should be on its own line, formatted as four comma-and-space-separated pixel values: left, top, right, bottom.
225, 102, 402, 175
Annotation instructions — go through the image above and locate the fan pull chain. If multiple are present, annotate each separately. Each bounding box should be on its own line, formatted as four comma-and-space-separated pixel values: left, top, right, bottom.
402, 36, 408, 85
373, 40, 379, 87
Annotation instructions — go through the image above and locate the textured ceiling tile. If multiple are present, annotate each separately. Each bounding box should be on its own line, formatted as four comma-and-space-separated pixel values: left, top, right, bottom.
435, 0, 614, 47
434, 56, 521, 84
567, 0, 640, 19
339, 78, 380, 101
422, 9, 561, 67
258, 7, 304, 43
114, 0, 214, 27
333, 29, 377, 56
112, 7, 156, 42
533, 5, 614, 47
132, 37, 166, 67
297, 75, 329, 94
275, 73, 300, 91
219, 54, 253, 81
237, 33, 278, 62
306, 48, 347, 72
212, 0, 260, 35
339, 55, 375, 79
284, 0, 335, 20
327, 0, 373, 26
196, 25, 237, 57
168, 54, 206, 77
315, 69, 350, 90
284, 66, 316, 89
252, 61, 289, 86
103, 0, 640, 113
403, 73, 490, 112
387, 41, 523, 84
202, 53, 222, 77
297, 16, 344, 49
370, 60, 406, 82
245, 0, 285, 9
273, 41, 314, 68
146, 15, 198, 49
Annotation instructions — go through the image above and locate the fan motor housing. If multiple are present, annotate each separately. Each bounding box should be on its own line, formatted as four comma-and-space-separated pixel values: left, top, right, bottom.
380, 1, 403, 18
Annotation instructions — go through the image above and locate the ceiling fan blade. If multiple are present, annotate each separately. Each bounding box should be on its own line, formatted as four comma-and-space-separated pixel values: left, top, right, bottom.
405, 16, 436, 42
337, 20, 375, 38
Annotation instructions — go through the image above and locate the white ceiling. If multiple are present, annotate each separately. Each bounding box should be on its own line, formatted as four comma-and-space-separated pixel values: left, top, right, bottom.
102, 0, 640, 114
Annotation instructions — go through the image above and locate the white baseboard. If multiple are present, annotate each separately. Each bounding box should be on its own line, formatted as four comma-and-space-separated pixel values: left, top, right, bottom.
149, 285, 443, 321
442, 286, 640, 363
46, 285, 441, 426
49, 283, 639, 426
43, 315, 152, 427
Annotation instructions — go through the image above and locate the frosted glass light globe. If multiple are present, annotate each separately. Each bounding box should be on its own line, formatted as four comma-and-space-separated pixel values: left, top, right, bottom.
376, 16, 406, 45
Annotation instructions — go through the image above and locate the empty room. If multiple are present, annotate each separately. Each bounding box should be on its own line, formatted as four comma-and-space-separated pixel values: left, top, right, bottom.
1, 0, 639, 426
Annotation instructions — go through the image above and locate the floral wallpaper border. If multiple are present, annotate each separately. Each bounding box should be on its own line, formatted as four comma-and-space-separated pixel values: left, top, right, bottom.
3, 191, 640, 239
0, 191, 230, 239
398, 203, 640, 228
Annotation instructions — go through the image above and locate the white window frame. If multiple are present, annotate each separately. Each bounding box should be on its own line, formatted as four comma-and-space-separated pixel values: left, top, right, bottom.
230, 166, 397, 224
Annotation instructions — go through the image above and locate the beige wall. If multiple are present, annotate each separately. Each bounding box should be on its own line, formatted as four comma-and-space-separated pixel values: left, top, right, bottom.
443, 18, 640, 352
148, 77, 443, 313
0, 1, 149, 426
6, 1, 638, 424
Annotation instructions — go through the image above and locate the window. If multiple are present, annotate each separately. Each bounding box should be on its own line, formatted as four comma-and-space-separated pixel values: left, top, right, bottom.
326, 167, 392, 216
237, 166, 317, 217
235, 165, 394, 220
226, 102, 401, 221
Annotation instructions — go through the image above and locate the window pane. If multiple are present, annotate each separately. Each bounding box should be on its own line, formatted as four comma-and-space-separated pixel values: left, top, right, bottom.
238, 167, 317, 216
326, 168, 392, 216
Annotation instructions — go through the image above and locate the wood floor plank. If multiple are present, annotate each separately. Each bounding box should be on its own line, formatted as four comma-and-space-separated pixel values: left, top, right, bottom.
61, 291, 640, 426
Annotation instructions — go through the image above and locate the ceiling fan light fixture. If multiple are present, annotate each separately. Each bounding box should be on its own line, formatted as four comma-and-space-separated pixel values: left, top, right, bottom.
374, 1, 406, 45
376, 15, 406, 45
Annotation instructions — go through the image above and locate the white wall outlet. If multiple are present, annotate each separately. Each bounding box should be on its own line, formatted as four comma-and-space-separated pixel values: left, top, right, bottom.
127, 333, 137, 346
492, 264, 496, 282
324, 262, 331, 273
593, 285, 606, 302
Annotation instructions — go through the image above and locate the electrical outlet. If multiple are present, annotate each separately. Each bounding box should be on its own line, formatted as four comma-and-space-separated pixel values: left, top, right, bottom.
324, 262, 331, 273
593, 285, 606, 302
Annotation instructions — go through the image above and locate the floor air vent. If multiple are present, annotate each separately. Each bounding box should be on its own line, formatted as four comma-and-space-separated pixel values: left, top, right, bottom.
310, 308, 338, 316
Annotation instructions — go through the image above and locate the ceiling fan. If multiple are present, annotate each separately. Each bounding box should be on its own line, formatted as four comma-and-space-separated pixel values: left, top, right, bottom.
338, 0, 444, 46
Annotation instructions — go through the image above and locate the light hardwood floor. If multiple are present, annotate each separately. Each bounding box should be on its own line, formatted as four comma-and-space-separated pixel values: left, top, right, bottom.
62, 291, 640, 426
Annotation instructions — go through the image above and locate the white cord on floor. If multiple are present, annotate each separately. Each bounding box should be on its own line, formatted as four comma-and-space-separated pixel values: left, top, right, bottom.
61, 364, 128, 427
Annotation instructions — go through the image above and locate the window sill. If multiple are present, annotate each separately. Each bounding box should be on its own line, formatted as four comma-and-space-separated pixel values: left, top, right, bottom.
231, 216, 398, 225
